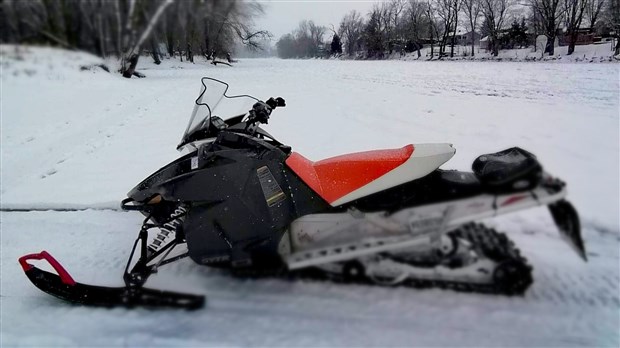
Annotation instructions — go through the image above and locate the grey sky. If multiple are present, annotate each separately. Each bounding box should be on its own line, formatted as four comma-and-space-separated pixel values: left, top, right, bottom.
254, 1, 377, 41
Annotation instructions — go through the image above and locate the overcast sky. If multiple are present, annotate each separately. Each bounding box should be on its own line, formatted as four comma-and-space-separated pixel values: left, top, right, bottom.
254, 1, 377, 41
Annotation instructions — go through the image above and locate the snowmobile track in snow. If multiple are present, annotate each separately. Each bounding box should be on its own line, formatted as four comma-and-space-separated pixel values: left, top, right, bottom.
0, 206, 124, 212
527, 269, 620, 307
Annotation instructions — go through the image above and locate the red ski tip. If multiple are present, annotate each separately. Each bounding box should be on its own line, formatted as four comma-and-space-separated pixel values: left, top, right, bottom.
18, 251, 77, 286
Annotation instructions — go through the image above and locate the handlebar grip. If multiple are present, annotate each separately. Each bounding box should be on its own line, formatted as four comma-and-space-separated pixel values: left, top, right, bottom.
265, 97, 285, 109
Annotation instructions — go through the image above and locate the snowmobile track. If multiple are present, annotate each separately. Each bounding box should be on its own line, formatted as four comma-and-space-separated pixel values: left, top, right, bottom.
231, 223, 618, 306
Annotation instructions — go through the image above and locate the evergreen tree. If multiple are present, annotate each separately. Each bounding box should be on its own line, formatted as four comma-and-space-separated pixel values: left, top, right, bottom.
364, 11, 383, 58
330, 33, 343, 54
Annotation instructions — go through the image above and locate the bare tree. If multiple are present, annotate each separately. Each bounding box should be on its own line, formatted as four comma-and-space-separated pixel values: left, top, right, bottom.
404, 0, 430, 57
585, 0, 606, 29
563, 0, 588, 54
339, 10, 365, 56
276, 20, 325, 58
432, 0, 459, 56
529, 0, 564, 55
602, 0, 619, 54
308, 21, 326, 52
462, 0, 483, 56
121, 0, 174, 77
389, 0, 408, 49
451, 0, 462, 57
481, 0, 512, 56
1, 0, 271, 73
426, 0, 441, 58
211, 1, 270, 53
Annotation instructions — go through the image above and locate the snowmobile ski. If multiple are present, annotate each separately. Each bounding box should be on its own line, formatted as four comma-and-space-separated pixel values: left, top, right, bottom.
19, 251, 203, 309
19, 208, 205, 309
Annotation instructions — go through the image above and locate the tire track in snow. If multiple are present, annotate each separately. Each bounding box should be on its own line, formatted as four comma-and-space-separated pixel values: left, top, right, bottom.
0, 203, 123, 212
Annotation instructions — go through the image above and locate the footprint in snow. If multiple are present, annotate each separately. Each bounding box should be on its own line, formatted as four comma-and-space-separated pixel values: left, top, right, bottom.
40, 169, 57, 179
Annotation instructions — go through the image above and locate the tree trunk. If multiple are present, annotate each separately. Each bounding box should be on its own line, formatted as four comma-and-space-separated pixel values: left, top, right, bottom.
470, 27, 475, 56
122, 53, 140, 78
451, 12, 458, 58
121, 0, 174, 77
150, 38, 161, 64
450, 34, 455, 57
166, 35, 174, 57
165, 20, 174, 57
567, 32, 578, 55
545, 34, 555, 55
96, 13, 105, 58
545, 17, 556, 56
127, 0, 174, 57
186, 42, 193, 63
113, 0, 122, 57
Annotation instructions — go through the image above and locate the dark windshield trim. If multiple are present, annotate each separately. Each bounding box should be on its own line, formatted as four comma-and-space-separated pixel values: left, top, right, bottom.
179, 77, 261, 150
193, 77, 260, 120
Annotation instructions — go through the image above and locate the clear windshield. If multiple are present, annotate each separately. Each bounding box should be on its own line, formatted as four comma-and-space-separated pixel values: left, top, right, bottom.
180, 78, 259, 147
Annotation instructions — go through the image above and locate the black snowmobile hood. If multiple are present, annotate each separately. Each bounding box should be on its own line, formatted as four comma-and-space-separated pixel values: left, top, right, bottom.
127, 151, 198, 203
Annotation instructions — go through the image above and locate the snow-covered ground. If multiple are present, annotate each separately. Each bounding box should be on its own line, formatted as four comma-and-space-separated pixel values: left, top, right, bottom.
1, 45, 619, 346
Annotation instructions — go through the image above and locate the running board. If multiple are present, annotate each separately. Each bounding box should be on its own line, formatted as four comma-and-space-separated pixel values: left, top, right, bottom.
286, 234, 431, 270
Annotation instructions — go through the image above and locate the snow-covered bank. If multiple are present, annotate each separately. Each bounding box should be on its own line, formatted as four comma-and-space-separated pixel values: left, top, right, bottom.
364, 42, 620, 63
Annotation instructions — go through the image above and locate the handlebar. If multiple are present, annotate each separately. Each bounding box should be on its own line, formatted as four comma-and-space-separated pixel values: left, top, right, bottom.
247, 97, 286, 125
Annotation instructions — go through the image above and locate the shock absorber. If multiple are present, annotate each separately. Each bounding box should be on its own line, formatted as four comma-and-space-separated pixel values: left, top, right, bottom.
148, 205, 188, 253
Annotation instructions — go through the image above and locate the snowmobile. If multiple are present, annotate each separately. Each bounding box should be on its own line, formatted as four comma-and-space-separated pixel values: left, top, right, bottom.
19, 77, 586, 309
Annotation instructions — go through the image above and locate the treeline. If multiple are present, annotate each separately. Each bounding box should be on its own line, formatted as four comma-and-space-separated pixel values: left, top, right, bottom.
276, 20, 330, 58
277, 0, 619, 59
0, 0, 269, 77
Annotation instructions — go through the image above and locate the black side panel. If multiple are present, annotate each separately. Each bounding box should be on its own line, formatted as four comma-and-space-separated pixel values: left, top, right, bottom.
180, 147, 295, 267
282, 166, 332, 217
125, 130, 331, 270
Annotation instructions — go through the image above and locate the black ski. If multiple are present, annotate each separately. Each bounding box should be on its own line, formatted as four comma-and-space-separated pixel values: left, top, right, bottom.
20, 251, 204, 310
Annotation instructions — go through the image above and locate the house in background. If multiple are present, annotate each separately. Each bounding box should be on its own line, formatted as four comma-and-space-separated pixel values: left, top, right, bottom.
455, 30, 481, 46
558, 28, 595, 46
446, 28, 481, 47
479, 36, 489, 51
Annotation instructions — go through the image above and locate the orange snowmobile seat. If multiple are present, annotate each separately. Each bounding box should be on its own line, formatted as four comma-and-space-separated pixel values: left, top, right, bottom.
285, 145, 414, 205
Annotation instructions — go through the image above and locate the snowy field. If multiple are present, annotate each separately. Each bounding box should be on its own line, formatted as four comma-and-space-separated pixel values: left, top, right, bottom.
1, 46, 619, 347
